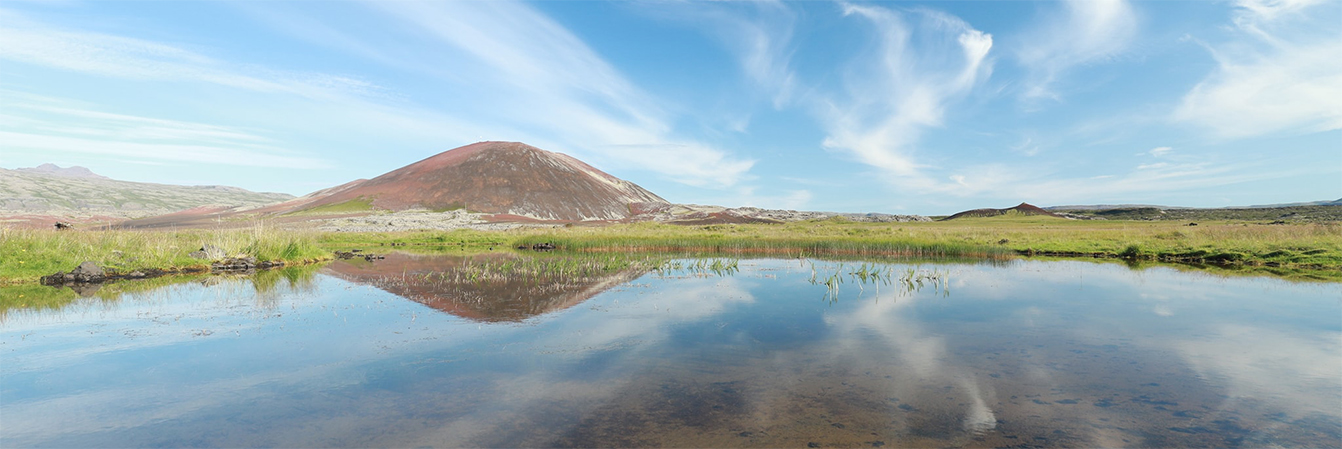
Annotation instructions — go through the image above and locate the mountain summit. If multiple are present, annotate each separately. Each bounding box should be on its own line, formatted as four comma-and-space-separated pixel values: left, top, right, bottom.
290, 141, 667, 221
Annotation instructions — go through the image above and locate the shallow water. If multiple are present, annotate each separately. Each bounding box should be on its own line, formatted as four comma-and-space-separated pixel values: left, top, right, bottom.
3, 255, 1340, 447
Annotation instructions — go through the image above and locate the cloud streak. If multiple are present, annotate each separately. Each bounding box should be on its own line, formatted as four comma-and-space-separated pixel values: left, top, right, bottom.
819, 3, 993, 190
356, 0, 754, 187
1173, 0, 1342, 138
0, 94, 330, 169
0, 10, 379, 101
1016, 0, 1137, 101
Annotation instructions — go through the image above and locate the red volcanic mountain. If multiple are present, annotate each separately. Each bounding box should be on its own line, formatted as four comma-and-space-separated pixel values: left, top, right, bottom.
287, 141, 667, 221
941, 202, 1064, 221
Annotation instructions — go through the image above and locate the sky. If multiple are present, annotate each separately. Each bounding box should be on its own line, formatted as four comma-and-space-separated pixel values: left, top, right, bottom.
1, 0, 1338, 215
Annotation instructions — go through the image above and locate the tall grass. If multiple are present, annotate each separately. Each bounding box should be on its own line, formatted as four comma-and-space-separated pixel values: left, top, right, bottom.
511, 218, 1342, 269
513, 222, 1014, 259
1, 224, 329, 284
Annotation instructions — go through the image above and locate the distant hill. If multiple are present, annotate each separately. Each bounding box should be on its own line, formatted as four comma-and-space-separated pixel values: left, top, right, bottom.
942, 202, 1063, 221
278, 141, 668, 221
1048, 201, 1342, 222
0, 165, 294, 227
1047, 199, 1342, 210
117, 141, 670, 228
15, 163, 109, 180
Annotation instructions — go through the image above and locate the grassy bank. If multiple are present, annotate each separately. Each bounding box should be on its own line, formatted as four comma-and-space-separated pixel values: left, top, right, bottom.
6, 216, 1340, 284
513, 221, 1016, 259
511, 217, 1342, 269
0, 225, 330, 284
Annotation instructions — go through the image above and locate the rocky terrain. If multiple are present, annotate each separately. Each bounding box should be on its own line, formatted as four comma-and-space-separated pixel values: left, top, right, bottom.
632, 203, 930, 224
0, 165, 294, 228
315, 209, 558, 232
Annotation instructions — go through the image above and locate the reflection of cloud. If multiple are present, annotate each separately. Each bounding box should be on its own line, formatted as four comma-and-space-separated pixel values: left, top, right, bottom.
824, 288, 997, 433
1173, 325, 1342, 418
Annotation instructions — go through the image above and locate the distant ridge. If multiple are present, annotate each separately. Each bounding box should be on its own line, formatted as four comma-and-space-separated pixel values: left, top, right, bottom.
942, 202, 1063, 221
15, 163, 109, 180
1047, 199, 1342, 210
0, 165, 294, 227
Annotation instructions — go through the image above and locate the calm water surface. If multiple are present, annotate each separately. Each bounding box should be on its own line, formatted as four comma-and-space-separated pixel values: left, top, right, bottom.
2, 255, 1339, 447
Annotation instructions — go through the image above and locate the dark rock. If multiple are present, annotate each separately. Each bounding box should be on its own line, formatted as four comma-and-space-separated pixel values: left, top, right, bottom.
54, 222, 73, 230
1186, 222, 1198, 226
39, 272, 66, 285
69, 261, 105, 282
39, 261, 106, 285
212, 256, 258, 271
997, 238, 1009, 244
188, 244, 226, 260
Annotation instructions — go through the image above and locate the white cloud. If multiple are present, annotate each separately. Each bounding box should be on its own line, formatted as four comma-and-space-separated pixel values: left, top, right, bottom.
1175, 21, 1342, 137
642, 1, 798, 108
819, 4, 993, 191
1173, 0, 1342, 139
938, 159, 1294, 205
0, 94, 329, 169
1147, 146, 1172, 157
0, 10, 379, 101
1017, 0, 1137, 100
358, 1, 755, 187
0, 4, 754, 188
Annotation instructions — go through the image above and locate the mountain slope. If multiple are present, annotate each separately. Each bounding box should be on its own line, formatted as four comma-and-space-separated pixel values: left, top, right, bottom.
0, 165, 294, 222
288, 141, 667, 221
942, 202, 1064, 221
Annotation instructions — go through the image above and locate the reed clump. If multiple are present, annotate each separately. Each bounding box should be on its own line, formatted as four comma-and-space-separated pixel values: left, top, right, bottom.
1, 224, 329, 284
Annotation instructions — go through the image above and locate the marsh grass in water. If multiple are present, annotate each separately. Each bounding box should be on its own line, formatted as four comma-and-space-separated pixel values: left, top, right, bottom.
807, 261, 949, 303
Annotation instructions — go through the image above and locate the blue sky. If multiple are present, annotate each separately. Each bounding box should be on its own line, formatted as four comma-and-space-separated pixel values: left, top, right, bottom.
1, 0, 1338, 214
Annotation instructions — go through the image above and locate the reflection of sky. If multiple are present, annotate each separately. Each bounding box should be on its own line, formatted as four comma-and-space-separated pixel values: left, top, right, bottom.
1, 260, 1339, 447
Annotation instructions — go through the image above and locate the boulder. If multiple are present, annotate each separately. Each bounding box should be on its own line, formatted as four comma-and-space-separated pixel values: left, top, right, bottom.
188, 244, 226, 260
68, 261, 105, 282
38, 261, 106, 285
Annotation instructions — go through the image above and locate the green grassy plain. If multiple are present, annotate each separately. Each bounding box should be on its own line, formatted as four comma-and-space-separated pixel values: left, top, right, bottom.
516, 217, 1342, 267
4, 216, 1339, 285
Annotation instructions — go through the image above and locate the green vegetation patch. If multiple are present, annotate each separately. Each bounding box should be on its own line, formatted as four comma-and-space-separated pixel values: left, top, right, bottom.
288, 197, 376, 215
0, 226, 330, 284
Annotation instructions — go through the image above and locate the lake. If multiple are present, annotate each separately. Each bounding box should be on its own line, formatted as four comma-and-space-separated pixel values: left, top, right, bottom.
3, 253, 1339, 447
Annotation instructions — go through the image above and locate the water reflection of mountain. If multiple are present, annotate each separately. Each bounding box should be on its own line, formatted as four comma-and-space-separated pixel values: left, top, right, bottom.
321, 252, 648, 322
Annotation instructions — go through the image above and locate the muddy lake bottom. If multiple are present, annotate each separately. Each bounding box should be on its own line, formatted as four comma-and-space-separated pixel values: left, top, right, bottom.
2, 255, 1340, 448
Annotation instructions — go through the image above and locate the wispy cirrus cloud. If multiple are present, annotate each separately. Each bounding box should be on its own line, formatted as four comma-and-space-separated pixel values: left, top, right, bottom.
353, 0, 754, 188
0, 3, 754, 189
1173, 0, 1342, 138
819, 3, 993, 191
0, 93, 330, 169
1016, 0, 1137, 101
637, 0, 799, 109
0, 9, 379, 101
